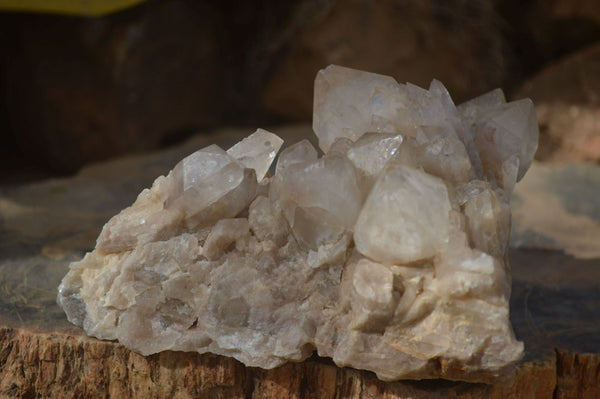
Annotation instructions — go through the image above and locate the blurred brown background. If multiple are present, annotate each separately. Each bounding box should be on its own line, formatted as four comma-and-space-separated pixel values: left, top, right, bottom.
2, 0, 600, 184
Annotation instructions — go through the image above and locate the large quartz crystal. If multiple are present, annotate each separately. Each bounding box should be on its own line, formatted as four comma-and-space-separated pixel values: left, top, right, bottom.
58, 65, 538, 382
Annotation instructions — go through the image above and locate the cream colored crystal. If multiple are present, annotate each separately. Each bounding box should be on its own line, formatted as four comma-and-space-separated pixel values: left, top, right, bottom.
58, 65, 537, 383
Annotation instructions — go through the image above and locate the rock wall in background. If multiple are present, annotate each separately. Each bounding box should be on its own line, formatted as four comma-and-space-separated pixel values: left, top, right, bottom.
2, 0, 600, 174
515, 42, 600, 163
259, 0, 509, 120
1, 0, 224, 172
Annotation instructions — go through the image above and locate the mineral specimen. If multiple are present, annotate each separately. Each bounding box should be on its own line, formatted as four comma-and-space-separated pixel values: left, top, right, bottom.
57, 65, 538, 382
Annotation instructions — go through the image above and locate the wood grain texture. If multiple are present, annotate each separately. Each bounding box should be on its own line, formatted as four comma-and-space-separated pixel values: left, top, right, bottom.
0, 327, 561, 398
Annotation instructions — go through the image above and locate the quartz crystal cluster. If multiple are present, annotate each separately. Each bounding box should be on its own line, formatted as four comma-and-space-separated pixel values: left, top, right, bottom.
58, 65, 538, 382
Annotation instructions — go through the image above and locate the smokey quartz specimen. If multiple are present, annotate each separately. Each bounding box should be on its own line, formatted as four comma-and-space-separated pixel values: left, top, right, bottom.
58, 66, 538, 382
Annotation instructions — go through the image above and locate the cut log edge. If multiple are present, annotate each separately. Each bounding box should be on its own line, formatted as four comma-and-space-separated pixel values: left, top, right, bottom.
0, 326, 593, 398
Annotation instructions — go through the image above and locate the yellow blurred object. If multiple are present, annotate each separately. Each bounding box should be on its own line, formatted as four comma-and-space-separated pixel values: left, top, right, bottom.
0, 0, 146, 16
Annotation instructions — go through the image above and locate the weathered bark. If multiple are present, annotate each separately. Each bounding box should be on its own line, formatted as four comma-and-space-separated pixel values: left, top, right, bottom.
0, 327, 562, 398
554, 352, 600, 399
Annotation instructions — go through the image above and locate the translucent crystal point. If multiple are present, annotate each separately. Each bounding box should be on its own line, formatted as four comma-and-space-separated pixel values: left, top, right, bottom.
274, 139, 318, 175
272, 152, 362, 249
469, 98, 539, 181
354, 163, 452, 263
313, 65, 407, 152
346, 133, 404, 181
226, 128, 284, 181
458, 88, 506, 122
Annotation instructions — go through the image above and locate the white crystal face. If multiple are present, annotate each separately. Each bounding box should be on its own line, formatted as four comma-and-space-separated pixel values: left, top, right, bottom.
170, 162, 244, 215
458, 88, 506, 122
181, 145, 234, 191
271, 152, 362, 250
58, 65, 538, 383
274, 139, 318, 175
313, 65, 409, 152
354, 164, 452, 264
459, 92, 539, 183
347, 133, 403, 174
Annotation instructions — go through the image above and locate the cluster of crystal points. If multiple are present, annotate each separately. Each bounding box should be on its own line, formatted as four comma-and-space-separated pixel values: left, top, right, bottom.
58, 65, 538, 382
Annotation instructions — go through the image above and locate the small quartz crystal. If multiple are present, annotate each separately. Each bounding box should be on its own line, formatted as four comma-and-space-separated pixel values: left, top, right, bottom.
58, 65, 538, 383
